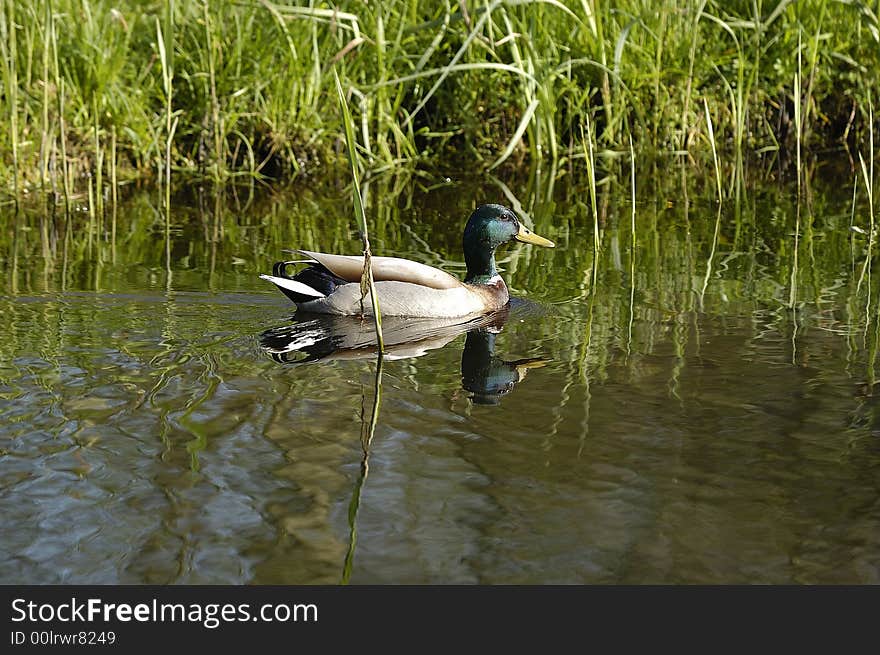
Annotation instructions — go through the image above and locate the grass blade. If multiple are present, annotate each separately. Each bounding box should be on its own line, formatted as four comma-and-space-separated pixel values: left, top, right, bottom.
334, 68, 384, 353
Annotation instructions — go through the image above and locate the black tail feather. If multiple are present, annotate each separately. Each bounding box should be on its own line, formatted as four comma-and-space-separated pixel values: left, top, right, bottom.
269, 261, 347, 304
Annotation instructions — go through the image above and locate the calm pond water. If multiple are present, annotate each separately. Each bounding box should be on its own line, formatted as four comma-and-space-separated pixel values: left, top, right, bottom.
2, 164, 880, 584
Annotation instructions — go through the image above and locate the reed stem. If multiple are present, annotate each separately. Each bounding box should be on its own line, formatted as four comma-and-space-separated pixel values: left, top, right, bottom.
628, 134, 636, 356
110, 125, 117, 263
582, 115, 600, 286
334, 68, 385, 354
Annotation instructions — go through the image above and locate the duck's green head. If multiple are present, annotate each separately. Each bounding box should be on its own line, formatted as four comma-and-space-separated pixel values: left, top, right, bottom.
463, 204, 554, 284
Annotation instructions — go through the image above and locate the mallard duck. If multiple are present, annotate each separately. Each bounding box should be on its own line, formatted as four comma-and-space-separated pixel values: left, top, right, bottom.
259, 204, 555, 317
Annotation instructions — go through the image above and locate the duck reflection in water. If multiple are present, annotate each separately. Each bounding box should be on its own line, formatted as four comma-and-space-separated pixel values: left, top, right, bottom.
259, 300, 547, 404
459, 325, 545, 405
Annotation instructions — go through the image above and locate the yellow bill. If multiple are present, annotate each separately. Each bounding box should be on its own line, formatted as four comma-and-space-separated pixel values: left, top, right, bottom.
515, 223, 555, 248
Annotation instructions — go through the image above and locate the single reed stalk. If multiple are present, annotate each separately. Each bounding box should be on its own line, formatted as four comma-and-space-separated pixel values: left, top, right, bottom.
40, 0, 51, 190
795, 34, 803, 195
704, 98, 722, 203
789, 202, 800, 310
857, 154, 874, 295
576, 114, 601, 380
110, 125, 117, 263
157, 8, 176, 282
10, 212, 19, 295
2, 0, 20, 202
87, 174, 95, 258
203, 0, 223, 181
867, 97, 875, 226
49, 4, 70, 210
58, 79, 71, 212
581, 115, 599, 287
790, 58, 802, 310
334, 68, 384, 353
627, 134, 636, 356
700, 99, 722, 309
61, 210, 70, 292
850, 173, 858, 279
856, 101, 875, 327
93, 97, 104, 220
165, 116, 178, 278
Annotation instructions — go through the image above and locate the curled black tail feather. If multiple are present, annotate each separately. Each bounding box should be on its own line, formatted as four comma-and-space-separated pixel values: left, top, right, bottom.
270, 261, 347, 304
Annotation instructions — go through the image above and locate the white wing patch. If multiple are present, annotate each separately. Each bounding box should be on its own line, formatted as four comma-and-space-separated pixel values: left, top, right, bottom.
259, 274, 326, 298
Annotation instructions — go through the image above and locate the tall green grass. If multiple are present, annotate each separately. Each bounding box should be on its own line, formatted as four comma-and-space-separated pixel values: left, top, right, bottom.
0, 0, 878, 197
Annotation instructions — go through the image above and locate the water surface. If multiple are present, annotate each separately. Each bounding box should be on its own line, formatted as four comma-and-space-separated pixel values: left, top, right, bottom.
2, 167, 879, 583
